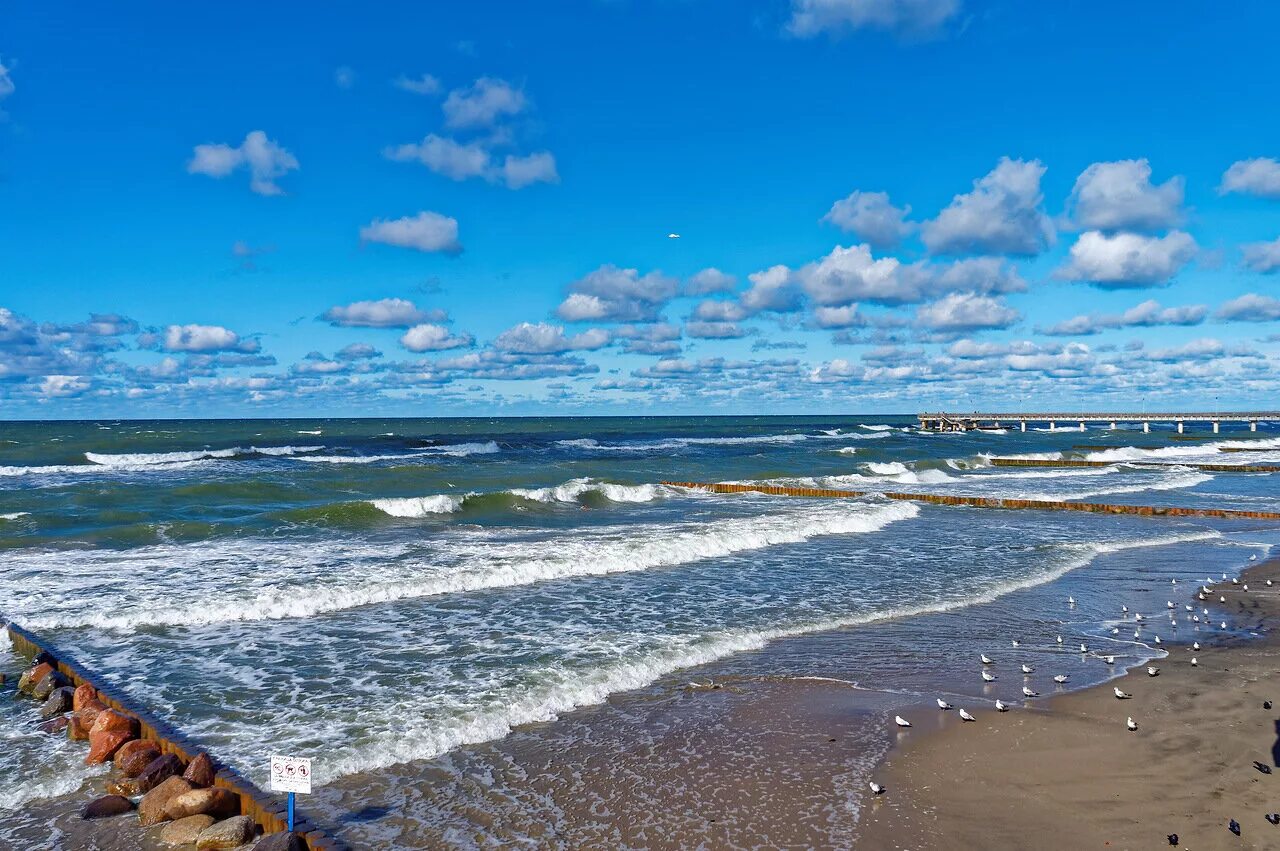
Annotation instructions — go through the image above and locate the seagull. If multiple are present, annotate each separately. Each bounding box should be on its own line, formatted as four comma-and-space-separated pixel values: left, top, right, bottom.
1220, 596, 1227, 603
1223, 573, 1229, 580
1268, 579, 1273, 587
1148, 666, 1160, 676
1111, 627, 1120, 635
1054, 674, 1069, 683
1167, 601, 1175, 609
1135, 613, 1144, 622
1171, 578, 1177, 585
1244, 584, 1249, 591
894, 715, 911, 728
1192, 615, 1200, 623
1185, 605, 1193, 611
1056, 635, 1063, 645
1104, 655, 1116, 665
1079, 643, 1088, 653
1221, 621, 1227, 629
1011, 639, 1020, 648
1068, 596, 1075, 605
1023, 686, 1039, 697
1198, 593, 1206, 601
1126, 716, 1138, 731
1114, 686, 1131, 699
982, 671, 997, 682
869, 781, 885, 795
1021, 664, 1034, 674
959, 708, 976, 722
981, 654, 994, 665
1232, 578, 1239, 585
937, 698, 953, 710
1252, 554, 1260, 562
667, 233, 681, 239
1134, 630, 1141, 639
1122, 605, 1129, 614
1192, 641, 1201, 650
995, 699, 1009, 712
1191, 657, 1198, 666
1153, 635, 1162, 645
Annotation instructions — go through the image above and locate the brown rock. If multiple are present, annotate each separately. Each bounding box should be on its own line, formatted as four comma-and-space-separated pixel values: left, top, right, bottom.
90, 708, 137, 735
78, 697, 108, 729
40, 686, 75, 719
164, 787, 240, 820
31, 669, 70, 700
137, 776, 194, 826
67, 713, 91, 741
183, 752, 216, 787
115, 739, 162, 777
252, 832, 305, 851
72, 683, 97, 711
195, 815, 256, 850
105, 779, 140, 797
80, 794, 134, 819
159, 814, 215, 846
18, 661, 54, 694
85, 709, 139, 764
136, 753, 186, 794
36, 716, 70, 735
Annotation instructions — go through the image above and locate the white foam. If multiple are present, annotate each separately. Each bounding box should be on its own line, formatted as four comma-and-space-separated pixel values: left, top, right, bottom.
429, 441, 500, 457
509, 478, 676, 504
370, 495, 464, 517
835, 447, 858, 455
0, 512, 30, 521
298, 452, 433, 465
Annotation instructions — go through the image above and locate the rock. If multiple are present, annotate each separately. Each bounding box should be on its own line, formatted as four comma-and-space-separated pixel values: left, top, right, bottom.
105, 779, 140, 797
77, 697, 108, 729
136, 753, 186, 793
80, 794, 134, 819
183, 752, 216, 787
18, 661, 54, 694
37, 716, 70, 735
195, 815, 256, 850
72, 683, 97, 711
159, 814, 216, 846
252, 832, 305, 851
90, 708, 136, 736
137, 775, 194, 826
67, 713, 91, 741
85, 710, 139, 764
31, 669, 70, 700
164, 787, 240, 820
116, 740, 163, 777
39, 686, 75, 719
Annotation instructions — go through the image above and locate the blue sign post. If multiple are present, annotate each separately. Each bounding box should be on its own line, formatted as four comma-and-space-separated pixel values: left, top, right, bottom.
270, 754, 312, 834
287, 791, 295, 832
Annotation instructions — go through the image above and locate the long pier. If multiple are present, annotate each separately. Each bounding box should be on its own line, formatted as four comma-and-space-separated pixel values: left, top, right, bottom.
918, 411, 1278, 434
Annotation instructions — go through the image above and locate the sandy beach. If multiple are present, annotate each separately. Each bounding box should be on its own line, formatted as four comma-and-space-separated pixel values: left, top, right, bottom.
857, 559, 1280, 851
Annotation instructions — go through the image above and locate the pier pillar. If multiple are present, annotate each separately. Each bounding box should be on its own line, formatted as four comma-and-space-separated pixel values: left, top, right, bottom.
1252, 421, 1258, 432
1020, 421, 1026, 432
1213, 421, 1220, 434
1049, 421, 1056, 432
1177, 421, 1184, 434
1143, 422, 1150, 433
1109, 421, 1117, 430
1079, 421, 1085, 431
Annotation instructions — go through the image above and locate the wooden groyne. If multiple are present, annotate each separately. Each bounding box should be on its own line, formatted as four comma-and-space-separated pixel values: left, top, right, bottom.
4, 621, 347, 851
663, 482, 1280, 521
987, 458, 1280, 473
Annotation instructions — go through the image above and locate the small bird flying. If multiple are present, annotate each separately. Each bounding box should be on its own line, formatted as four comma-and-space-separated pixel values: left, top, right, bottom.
667, 233, 681, 239
1266, 813, 1279, 825
1011, 639, 1020, 647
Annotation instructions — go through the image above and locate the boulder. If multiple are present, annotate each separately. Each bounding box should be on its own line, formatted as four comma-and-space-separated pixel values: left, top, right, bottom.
136, 753, 186, 794
72, 683, 97, 711
183, 752, 216, 787
252, 832, 305, 851
18, 661, 54, 694
90, 708, 136, 736
85, 709, 139, 764
39, 686, 75, 719
37, 715, 70, 735
195, 815, 256, 850
116, 740, 162, 777
32, 669, 70, 700
159, 814, 216, 846
137, 775, 194, 826
77, 697, 108, 729
164, 787, 240, 820
80, 794, 134, 819
67, 713, 91, 741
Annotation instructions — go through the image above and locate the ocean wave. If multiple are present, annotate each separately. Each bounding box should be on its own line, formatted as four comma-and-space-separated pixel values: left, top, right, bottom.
0, 512, 31, 520
557, 433, 811, 452
15, 500, 920, 632
300, 441, 500, 465
370, 495, 465, 517
84, 445, 323, 467
365, 478, 683, 519
835, 447, 858, 455
1085, 436, 1280, 464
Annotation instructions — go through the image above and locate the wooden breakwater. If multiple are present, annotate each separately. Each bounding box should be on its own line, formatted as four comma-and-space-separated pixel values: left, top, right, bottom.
987, 458, 1280, 473
663, 482, 1280, 521
4, 621, 347, 851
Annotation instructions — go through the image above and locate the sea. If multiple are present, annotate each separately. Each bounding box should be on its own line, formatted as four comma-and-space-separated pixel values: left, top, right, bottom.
1, 416, 1277, 849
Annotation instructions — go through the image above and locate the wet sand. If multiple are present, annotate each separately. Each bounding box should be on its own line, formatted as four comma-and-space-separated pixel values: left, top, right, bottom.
857, 559, 1280, 851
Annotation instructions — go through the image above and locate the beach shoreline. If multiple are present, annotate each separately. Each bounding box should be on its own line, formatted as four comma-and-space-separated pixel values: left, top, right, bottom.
855, 558, 1280, 851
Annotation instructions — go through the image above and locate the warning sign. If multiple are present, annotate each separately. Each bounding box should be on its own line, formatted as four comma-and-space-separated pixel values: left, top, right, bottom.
269, 754, 312, 794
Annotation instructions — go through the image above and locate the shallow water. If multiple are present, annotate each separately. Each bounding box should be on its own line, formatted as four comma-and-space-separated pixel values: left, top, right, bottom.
0, 416, 1276, 847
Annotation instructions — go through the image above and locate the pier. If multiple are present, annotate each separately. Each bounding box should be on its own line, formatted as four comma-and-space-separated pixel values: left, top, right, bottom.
918, 411, 1279, 434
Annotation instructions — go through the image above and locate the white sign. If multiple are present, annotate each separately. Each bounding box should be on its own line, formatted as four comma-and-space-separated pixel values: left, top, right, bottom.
270, 754, 312, 794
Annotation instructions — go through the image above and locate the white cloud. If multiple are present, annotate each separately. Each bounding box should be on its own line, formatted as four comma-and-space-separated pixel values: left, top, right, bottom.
40, 375, 90, 398
684, 268, 737, 295
1241, 236, 1280, 273
914, 292, 1019, 332
501, 151, 559, 189
187, 131, 299, 196
794, 244, 912, 305
322, 298, 446, 328
693, 300, 749, 322
0, 56, 14, 101
394, 73, 442, 95
1039, 299, 1207, 336
1220, 158, 1280, 199
442, 77, 526, 129
1055, 230, 1196, 288
400, 323, 474, 352
922, 157, 1054, 256
359, 212, 462, 255
1217, 293, 1280, 322
822, 190, 913, 248
162, 324, 259, 353
740, 265, 802, 314
812, 305, 871, 329
787, 0, 960, 37
931, 257, 1027, 295
1067, 159, 1184, 232
493, 322, 611, 354
385, 134, 491, 181
555, 265, 679, 322
686, 321, 751, 339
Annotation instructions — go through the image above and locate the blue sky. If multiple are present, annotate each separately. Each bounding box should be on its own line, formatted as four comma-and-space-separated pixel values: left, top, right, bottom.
2, 0, 1280, 417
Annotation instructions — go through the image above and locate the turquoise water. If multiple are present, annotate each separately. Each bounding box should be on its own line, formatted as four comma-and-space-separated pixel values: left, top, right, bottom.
0, 416, 1277, 847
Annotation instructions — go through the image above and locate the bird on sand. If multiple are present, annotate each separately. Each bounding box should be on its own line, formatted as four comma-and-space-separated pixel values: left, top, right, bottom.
1054, 674, 1069, 683
1021, 664, 1034, 674
1148, 666, 1160, 676
1268, 579, 1273, 587
894, 715, 911, 727
995, 699, 1009, 712
958, 708, 976, 721
937, 698, 952, 710
1114, 686, 1131, 699
1023, 686, 1039, 697
982, 671, 997, 682
1126, 717, 1138, 731
869, 781, 885, 794
1153, 635, 1162, 645
1253, 761, 1272, 775
1221, 596, 1227, 603
1191, 657, 1199, 666
1266, 813, 1279, 825
1244, 584, 1249, 591
1193, 641, 1201, 650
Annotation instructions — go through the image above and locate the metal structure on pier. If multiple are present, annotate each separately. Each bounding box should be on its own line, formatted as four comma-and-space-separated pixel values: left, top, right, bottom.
917, 411, 1278, 434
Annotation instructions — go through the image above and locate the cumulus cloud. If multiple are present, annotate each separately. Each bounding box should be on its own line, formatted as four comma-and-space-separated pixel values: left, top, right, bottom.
160, 324, 260, 354
1219, 158, 1280, 199
1055, 230, 1196, 288
740, 265, 802, 314
1067, 159, 1184, 232
794, 244, 915, 305
322, 298, 447, 328
385, 135, 557, 189
1217, 293, 1280, 322
684, 268, 737, 295
914, 293, 1019, 332
822, 190, 913, 248
501, 151, 559, 189
787, 0, 961, 37
359, 212, 462, 255
613, 323, 682, 356
922, 158, 1054, 256
335, 342, 382, 360
1241, 237, 1280, 273
556, 265, 679, 322
0, 56, 14, 102
187, 131, 299, 196
686, 321, 752, 339
1039, 299, 1207, 336
400, 323, 474, 352
442, 77, 526, 128
692, 300, 749, 322
394, 73, 442, 95
493, 322, 611, 354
